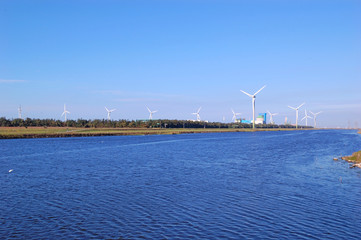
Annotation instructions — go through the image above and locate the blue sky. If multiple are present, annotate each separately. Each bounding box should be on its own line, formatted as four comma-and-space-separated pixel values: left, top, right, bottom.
1, 0, 360, 127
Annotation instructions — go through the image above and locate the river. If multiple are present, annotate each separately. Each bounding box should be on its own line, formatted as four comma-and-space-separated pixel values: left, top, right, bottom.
1, 130, 361, 239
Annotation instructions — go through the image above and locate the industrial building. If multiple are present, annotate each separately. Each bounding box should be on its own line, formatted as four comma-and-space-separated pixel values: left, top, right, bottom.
241, 113, 267, 124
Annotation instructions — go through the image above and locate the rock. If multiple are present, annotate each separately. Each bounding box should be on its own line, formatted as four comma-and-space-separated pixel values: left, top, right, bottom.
350, 163, 361, 169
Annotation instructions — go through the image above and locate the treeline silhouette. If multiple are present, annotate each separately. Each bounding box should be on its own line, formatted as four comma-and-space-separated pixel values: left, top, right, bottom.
0, 117, 313, 129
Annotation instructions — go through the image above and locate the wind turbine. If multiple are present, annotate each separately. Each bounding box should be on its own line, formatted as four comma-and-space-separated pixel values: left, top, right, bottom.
231, 109, 241, 122
288, 103, 305, 129
267, 110, 278, 124
310, 111, 322, 128
105, 107, 116, 120
301, 109, 312, 127
192, 107, 201, 121
146, 106, 157, 120
18, 105, 22, 119
240, 85, 266, 129
61, 104, 70, 121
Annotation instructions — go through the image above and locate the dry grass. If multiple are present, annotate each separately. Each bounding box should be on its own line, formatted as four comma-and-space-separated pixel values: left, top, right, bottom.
0, 127, 296, 139
342, 151, 361, 164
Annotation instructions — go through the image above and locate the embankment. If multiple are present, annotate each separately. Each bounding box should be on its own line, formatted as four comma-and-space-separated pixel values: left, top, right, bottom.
0, 127, 296, 139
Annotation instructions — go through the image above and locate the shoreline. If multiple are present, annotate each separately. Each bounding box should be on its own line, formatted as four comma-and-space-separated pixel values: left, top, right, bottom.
341, 151, 361, 168
0, 127, 305, 139
339, 130, 361, 168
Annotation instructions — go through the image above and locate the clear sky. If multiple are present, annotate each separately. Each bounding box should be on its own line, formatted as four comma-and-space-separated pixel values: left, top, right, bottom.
1, 0, 360, 127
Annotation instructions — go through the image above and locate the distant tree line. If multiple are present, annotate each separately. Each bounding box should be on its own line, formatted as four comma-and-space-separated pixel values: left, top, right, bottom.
0, 117, 313, 129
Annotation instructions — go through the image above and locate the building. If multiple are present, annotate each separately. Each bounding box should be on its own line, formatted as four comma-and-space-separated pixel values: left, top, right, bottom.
241, 113, 267, 125
255, 113, 267, 124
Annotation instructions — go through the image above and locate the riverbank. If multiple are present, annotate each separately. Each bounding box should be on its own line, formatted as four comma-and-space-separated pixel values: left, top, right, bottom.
342, 151, 361, 168
341, 130, 361, 168
0, 127, 298, 139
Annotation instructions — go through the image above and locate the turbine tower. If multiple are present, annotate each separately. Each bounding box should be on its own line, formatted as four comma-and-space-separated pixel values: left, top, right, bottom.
18, 105, 22, 119
310, 111, 322, 128
288, 103, 305, 129
61, 104, 70, 122
192, 107, 201, 121
301, 109, 312, 127
105, 107, 116, 120
231, 109, 241, 122
146, 106, 157, 120
240, 85, 266, 129
267, 110, 278, 124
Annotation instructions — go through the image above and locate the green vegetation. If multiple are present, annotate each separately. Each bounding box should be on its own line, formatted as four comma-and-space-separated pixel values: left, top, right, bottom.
339, 130, 361, 168
342, 151, 361, 164
0, 117, 313, 139
0, 127, 299, 139
0, 117, 311, 129
342, 151, 361, 168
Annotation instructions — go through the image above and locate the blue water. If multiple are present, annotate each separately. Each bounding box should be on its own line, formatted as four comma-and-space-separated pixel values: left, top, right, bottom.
1, 130, 361, 239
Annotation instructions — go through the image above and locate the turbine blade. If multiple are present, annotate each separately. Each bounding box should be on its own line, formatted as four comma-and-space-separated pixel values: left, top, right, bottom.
253, 85, 266, 96
240, 90, 253, 98
146, 106, 151, 113
197, 107, 201, 113
288, 106, 297, 110
105, 107, 109, 112
297, 102, 305, 109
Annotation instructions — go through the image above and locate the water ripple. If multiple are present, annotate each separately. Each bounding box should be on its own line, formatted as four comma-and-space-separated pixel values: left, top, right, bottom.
1, 130, 361, 239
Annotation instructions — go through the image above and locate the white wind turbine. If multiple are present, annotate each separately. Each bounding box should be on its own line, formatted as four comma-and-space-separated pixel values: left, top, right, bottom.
61, 104, 70, 121
310, 111, 322, 128
18, 105, 22, 119
267, 110, 278, 124
301, 109, 312, 127
231, 109, 241, 122
146, 106, 157, 120
240, 85, 266, 129
105, 107, 116, 120
288, 103, 305, 129
192, 107, 201, 121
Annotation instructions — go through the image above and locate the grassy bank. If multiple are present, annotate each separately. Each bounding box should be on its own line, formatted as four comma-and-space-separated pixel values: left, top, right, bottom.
341, 130, 361, 168
342, 151, 361, 163
0, 127, 297, 139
